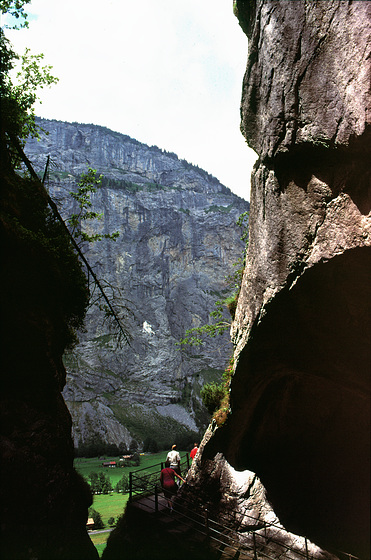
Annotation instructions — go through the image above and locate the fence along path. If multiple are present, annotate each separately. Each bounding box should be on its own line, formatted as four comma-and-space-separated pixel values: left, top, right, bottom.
128, 455, 361, 560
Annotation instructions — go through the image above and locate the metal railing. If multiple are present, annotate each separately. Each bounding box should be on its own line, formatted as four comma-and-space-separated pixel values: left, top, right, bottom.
128, 453, 190, 503
127, 459, 361, 560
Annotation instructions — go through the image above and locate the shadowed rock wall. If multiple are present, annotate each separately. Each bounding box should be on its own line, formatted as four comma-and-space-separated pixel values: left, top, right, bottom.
0, 160, 98, 558
225, 0, 370, 556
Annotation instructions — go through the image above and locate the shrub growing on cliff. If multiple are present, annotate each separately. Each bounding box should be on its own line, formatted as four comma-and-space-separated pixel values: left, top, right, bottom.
200, 357, 234, 426
68, 168, 120, 245
200, 382, 225, 415
177, 212, 248, 424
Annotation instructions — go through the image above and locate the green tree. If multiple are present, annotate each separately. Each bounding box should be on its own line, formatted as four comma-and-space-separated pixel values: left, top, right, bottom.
115, 474, 129, 493
64, 167, 133, 346
88, 508, 104, 530
1, 1, 132, 349
61, 166, 133, 347
143, 437, 159, 453
129, 440, 138, 453
1, 0, 58, 166
68, 168, 120, 245
98, 471, 113, 494
118, 441, 128, 455
1, 0, 31, 29
131, 452, 140, 467
88, 472, 99, 494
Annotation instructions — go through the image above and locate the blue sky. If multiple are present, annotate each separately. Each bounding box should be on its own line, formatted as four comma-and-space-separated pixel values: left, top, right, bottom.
5, 0, 257, 200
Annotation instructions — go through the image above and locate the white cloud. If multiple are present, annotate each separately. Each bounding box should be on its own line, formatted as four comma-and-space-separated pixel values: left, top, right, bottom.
6, 0, 257, 199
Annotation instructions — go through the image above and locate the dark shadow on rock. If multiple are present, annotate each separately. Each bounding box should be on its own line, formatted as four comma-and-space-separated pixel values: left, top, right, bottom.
225, 247, 370, 557
272, 129, 371, 216
102, 502, 218, 560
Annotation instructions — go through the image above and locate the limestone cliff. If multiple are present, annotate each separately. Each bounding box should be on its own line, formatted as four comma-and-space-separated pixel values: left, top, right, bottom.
190, 1, 369, 557
25, 118, 249, 448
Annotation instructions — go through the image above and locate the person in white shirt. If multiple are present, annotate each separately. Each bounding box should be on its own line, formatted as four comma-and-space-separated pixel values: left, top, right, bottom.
166, 444, 181, 475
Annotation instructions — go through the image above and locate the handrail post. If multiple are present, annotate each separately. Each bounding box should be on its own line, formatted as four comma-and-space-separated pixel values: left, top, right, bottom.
204, 508, 209, 536
155, 484, 158, 513
129, 471, 133, 502
253, 532, 258, 560
305, 537, 309, 560
186, 453, 190, 469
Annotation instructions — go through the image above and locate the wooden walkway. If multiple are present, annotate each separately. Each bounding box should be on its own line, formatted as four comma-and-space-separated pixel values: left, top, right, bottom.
130, 493, 255, 560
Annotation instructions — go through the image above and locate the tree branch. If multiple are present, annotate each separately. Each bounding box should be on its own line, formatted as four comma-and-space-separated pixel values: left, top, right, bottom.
8, 131, 131, 346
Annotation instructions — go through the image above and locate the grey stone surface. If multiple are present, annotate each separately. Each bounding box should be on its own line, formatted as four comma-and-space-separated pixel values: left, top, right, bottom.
189, 1, 370, 557
182, 425, 338, 560
25, 118, 249, 446
239, 0, 370, 159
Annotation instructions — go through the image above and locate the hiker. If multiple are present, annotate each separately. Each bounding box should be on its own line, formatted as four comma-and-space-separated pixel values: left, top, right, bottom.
160, 460, 185, 512
166, 444, 181, 475
190, 443, 198, 461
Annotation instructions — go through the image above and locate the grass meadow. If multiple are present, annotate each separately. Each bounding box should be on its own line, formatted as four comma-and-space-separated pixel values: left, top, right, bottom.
90, 531, 111, 558
75, 451, 188, 557
75, 450, 171, 487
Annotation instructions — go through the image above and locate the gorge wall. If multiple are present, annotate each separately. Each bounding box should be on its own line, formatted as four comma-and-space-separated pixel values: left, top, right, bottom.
185, 1, 369, 558
0, 146, 98, 558
25, 118, 249, 449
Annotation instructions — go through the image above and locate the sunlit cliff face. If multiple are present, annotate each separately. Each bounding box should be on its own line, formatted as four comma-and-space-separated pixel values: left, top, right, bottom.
225, 1, 371, 556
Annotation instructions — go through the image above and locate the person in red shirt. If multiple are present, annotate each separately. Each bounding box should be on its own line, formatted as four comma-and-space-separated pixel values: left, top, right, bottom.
190, 443, 198, 461
160, 460, 185, 512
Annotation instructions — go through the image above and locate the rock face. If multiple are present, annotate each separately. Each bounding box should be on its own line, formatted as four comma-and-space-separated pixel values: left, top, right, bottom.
25, 118, 249, 448
179, 426, 338, 560
193, 1, 369, 557
0, 153, 97, 558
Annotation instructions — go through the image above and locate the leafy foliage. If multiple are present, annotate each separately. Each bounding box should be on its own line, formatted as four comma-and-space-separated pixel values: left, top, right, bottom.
177, 300, 232, 347
0, 5, 87, 354
200, 357, 234, 425
59, 166, 133, 347
111, 404, 201, 451
68, 168, 120, 244
74, 437, 126, 458
88, 471, 113, 495
88, 507, 104, 529
200, 382, 225, 415
1, 0, 30, 29
0, 3, 58, 166
115, 475, 129, 493
143, 437, 159, 453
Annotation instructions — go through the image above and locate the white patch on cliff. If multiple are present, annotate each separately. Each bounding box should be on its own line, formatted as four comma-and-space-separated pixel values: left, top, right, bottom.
143, 321, 155, 335
156, 404, 198, 432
